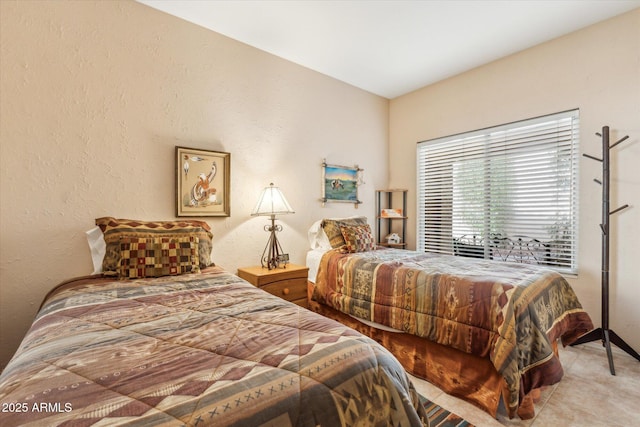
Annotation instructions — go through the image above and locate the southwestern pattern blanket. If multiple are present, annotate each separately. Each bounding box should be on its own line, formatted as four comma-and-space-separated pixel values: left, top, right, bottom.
312, 248, 593, 418
0, 267, 427, 426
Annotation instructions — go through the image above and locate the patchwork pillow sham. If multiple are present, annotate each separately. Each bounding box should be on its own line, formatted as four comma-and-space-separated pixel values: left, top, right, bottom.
321, 216, 368, 248
118, 236, 200, 279
339, 224, 376, 253
96, 217, 213, 276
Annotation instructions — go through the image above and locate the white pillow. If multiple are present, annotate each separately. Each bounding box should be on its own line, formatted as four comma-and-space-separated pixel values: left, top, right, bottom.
307, 220, 332, 250
86, 226, 106, 274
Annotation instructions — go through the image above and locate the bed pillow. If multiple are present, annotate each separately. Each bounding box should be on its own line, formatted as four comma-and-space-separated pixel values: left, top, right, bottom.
118, 236, 200, 279
321, 216, 368, 248
86, 226, 106, 274
340, 224, 376, 253
307, 220, 332, 250
96, 217, 214, 276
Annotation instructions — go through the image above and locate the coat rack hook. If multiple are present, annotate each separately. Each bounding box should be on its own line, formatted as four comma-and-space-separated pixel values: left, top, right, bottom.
595, 132, 602, 137
583, 153, 603, 162
610, 135, 629, 149
610, 204, 630, 216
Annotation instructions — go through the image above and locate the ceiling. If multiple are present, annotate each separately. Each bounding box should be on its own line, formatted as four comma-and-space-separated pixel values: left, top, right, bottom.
137, 1, 640, 99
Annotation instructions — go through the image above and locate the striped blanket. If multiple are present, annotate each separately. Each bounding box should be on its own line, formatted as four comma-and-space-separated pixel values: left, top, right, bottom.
0, 267, 427, 426
312, 248, 594, 417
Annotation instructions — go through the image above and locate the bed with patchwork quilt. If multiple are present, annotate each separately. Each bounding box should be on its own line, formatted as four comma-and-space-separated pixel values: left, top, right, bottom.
0, 267, 428, 426
309, 246, 593, 419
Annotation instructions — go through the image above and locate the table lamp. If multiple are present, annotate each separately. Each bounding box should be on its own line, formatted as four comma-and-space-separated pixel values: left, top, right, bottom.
251, 183, 295, 269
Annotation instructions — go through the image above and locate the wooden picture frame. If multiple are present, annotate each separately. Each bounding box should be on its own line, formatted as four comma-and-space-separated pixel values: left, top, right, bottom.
176, 147, 230, 217
321, 160, 362, 206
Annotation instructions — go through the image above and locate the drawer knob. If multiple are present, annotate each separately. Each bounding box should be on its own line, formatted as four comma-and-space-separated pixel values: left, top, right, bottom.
283, 288, 290, 295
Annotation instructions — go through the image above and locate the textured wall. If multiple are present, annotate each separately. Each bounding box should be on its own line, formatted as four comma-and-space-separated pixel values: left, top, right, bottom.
0, 0, 389, 368
389, 9, 640, 354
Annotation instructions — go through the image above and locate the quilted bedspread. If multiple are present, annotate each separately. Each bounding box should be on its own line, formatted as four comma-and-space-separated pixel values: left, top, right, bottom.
313, 248, 594, 417
0, 267, 427, 426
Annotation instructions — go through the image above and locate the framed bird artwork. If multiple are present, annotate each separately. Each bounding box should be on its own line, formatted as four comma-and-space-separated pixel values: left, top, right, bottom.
176, 147, 230, 217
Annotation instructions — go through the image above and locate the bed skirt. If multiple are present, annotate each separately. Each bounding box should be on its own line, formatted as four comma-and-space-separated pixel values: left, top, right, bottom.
307, 281, 547, 419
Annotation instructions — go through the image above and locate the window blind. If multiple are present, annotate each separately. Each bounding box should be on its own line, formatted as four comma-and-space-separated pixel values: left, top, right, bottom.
417, 110, 579, 274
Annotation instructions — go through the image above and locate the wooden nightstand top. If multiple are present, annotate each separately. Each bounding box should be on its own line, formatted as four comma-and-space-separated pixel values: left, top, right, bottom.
237, 264, 309, 286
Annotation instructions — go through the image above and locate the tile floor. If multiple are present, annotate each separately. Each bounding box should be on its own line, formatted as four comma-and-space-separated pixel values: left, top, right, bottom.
409, 341, 640, 426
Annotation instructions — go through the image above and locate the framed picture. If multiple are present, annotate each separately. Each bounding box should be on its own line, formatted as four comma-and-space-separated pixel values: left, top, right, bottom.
381, 208, 403, 218
176, 147, 230, 217
321, 160, 362, 206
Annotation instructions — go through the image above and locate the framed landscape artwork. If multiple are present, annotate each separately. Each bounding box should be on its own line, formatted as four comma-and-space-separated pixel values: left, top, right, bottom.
176, 147, 230, 217
321, 160, 362, 206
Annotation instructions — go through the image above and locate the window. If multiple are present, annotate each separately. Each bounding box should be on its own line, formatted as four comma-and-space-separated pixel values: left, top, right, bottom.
417, 110, 579, 274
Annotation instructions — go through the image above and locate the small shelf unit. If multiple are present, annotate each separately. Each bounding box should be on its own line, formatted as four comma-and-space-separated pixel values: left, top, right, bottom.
375, 189, 407, 248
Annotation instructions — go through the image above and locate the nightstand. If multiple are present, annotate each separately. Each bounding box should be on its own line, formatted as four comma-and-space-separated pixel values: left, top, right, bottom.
237, 264, 309, 308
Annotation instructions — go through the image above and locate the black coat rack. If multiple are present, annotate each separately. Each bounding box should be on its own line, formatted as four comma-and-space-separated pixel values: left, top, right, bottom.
571, 126, 640, 375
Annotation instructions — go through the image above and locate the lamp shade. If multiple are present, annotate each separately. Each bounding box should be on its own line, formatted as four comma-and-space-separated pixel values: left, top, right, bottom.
251, 183, 295, 217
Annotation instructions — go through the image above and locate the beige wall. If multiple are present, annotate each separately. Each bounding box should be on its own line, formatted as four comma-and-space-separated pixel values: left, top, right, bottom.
390, 9, 640, 353
0, 1, 389, 368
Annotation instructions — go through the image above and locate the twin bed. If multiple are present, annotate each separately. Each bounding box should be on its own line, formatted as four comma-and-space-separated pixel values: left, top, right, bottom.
1, 216, 594, 425
306, 217, 594, 420
0, 218, 427, 426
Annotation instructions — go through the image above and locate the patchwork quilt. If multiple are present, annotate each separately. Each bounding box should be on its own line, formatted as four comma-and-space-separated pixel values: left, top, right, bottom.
0, 267, 427, 426
312, 248, 594, 417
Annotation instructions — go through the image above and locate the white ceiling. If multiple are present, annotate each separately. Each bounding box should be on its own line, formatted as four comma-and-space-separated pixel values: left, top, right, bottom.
138, 0, 640, 99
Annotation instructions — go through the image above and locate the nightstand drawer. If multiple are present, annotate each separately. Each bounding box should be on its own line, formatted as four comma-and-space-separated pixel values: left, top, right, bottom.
261, 278, 307, 302
237, 264, 309, 309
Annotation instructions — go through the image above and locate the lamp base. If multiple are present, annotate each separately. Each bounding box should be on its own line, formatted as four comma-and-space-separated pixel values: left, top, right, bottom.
260, 216, 289, 270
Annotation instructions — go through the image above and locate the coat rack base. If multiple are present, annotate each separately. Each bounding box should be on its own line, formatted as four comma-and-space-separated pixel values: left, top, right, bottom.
571, 327, 640, 375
